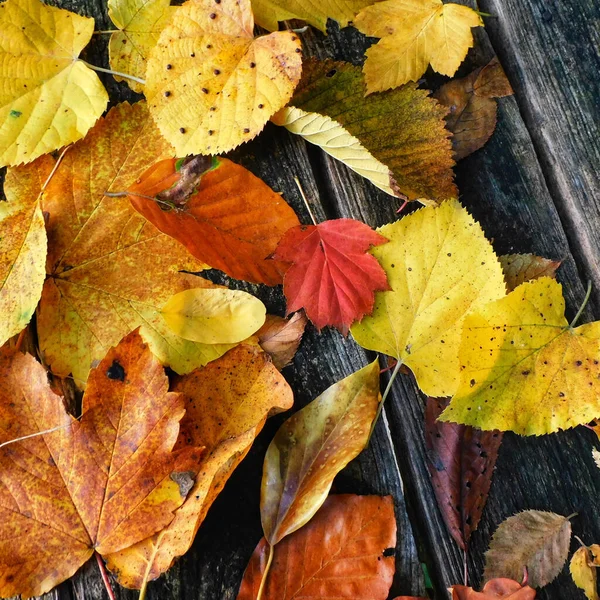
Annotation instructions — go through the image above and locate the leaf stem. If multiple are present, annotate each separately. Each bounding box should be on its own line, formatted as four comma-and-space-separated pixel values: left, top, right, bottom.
293, 176, 318, 225
570, 280, 592, 328
473, 10, 493, 17
256, 542, 274, 600
368, 358, 403, 440
95, 552, 116, 600
81, 60, 146, 85
93, 29, 119, 34
0, 421, 75, 450
105, 190, 178, 211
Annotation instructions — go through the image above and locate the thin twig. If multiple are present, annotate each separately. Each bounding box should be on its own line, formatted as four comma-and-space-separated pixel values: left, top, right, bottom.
463, 549, 468, 586
570, 280, 592, 328
95, 552, 116, 600
104, 190, 177, 211
368, 358, 403, 441
256, 542, 275, 600
293, 177, 318, 225
0, 421, 75, 451
81, 61, 146, 85
14, 329, 27, 352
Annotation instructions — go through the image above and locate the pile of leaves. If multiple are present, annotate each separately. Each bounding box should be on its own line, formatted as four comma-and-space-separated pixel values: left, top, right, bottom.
0, 0, 599, 598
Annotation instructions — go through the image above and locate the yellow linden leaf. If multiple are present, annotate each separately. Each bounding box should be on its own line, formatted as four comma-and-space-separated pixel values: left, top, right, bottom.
0, 0, 108, 166
145, 0, 302, 155
0, 158, 52, 345
350, 199, 505, 397
161, 288, 267, 344
441, 278, 600, 435
251, 0, 375, 33
273, 106, 399, 197
570, 545, 600, 600
108, 0, 176, 93
355, 0, 483, 93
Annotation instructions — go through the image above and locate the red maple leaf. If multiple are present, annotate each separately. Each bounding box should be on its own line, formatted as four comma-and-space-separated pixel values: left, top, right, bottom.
273, 219, 389, 333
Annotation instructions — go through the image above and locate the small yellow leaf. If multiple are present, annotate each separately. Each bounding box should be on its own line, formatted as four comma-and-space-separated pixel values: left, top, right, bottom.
108, 0, 176, 92
355, 0, 483, 93
570, 545, 600, 600
0, 159, 51, 345
351, 199, 505, 397
441, 278, 600, 435
251, 0, 375, 33
594, 448, 600, 470
145, 0, 302, 155
0, 0, 108, 166
161, 288, 266, 344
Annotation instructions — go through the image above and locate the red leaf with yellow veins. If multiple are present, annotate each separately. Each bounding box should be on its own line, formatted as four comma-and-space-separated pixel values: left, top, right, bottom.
0, 330, 203, 598
273, 219, 390, 333
237, 494, 396, 600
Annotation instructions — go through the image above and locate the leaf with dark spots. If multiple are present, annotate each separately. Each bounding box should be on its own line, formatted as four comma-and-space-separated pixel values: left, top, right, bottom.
106, 360, 126, 381
425, 396, 503, 550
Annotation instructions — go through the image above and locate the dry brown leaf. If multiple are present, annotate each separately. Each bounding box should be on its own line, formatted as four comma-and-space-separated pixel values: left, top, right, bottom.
499, 254, 561, 291
257, 313, 308, 369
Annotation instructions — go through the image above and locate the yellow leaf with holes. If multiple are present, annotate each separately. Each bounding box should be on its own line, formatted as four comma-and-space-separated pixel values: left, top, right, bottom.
441, 278, 600, 435
161, 288, 266, 344
0, 159, 51, 345
108, 0, 176, 93
144, 0, 302, 155
251, 0, 375, 33
355, 0, 483, 93
0, 0, 108, 166
571, 545, 600, 600
351, 199, 505, 397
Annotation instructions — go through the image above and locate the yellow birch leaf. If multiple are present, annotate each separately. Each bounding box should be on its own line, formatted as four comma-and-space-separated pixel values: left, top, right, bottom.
0, 158, 51, 345
355, 0, 483, 93
571, 545, 600, 600
145, 0, 302, 155
161, 288, 266, 344
350, 199, 505, 397
36, 101, 234, 386
251, 0, 375, 33
0, 0, 108, 166
108, 0, 176, 93
441, 277, 600, 435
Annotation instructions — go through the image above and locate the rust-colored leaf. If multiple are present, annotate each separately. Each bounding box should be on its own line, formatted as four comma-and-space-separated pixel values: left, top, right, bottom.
237, 494, 396, 600
257, 312, 308, 369
500, 254, 561, 291
0, 330, 204, 598
425, 396, 503, 550
106, 344, 293, 588
127, 156, 300, 285
451, 578, 536, 599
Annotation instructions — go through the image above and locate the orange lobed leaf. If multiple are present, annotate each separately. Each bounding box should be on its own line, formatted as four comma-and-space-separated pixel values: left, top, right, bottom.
273, 219, 390, 333
0, 330, 204, 598
106, 344, 293, 588
451, 578, 536, 599
237, 494, 396, 600
127, 156, 300, 285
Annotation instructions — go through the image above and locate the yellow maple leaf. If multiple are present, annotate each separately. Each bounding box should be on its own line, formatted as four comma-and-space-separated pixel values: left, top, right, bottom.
35, 101, 235, 386
251, 0, 375, 33
0, 159, 51, 346
144, 0, 302, 155
355, 0, 483, 93
350, 199, 505, 397
571, 544, 600, 600
108, 0, 176, 93
441, 277, 600, 435
0, 0, 108, 166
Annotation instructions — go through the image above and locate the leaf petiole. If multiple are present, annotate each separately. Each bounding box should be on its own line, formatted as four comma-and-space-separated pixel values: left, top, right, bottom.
368, 358, 403, 440
93, 29, 119, 34
570, 280, 592, 328
256, 542, 274, 600
95, 552, 116, 600
81, 61, 146, 86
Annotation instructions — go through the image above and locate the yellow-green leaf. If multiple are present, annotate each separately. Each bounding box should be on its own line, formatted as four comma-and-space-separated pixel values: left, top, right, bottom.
251, 0, 375, 33
161, 288, 266, 344
570, 545, 600, 600
145, 0, 302, 155
351, 199, 505, 397
441, 277, 600, 435
0, 159, 51, 345
0, 0, 108, 166
355, 0, 483, 93
108, 0, 176, 93
261, 359, 381, 545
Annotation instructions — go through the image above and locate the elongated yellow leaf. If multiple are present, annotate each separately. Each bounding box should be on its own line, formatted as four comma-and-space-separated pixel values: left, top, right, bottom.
441, 277, 600, 435
252, 0, 375, 32
161, 288, 266, 344
145, 0, 302, 155
108, 0, 176, 93
261, 359, 381, 544
351, 199, 505, 397
571, 545, 600, 600
0, 0, 108, 166
355, 0, 483, 93
0, 159, 51, 345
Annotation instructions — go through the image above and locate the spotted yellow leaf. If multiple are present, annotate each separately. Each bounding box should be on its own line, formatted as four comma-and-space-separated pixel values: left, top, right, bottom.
0, 0, 108, 166
441, 278, 600, 435
145, 0, 302, 155
350, 199, 506, 397
355, 0, 483, 93
108, 0, 176, 93
570, 544, 600, 600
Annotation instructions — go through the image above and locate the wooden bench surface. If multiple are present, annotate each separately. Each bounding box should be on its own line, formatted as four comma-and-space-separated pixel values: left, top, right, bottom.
27, 0, 600, 598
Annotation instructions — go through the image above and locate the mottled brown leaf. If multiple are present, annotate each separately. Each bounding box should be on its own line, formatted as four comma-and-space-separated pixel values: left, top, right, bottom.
257, 312, 307, 369
500, 254, 561, 291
